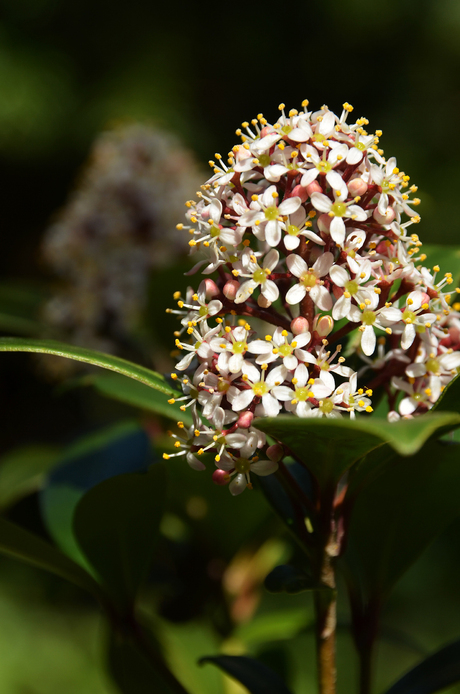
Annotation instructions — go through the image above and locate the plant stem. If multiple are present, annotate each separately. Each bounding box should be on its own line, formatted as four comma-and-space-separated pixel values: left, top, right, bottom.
314, 547, 337, 694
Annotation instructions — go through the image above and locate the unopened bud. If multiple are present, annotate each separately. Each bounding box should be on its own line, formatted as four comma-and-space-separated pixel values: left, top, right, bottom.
291, 316, 309, 335
348, 177, 368, 197
237, 411, 254, 429
223, 280, 240, 300
314, 315, 334, 337
305, 181, 322, 197
317, 214, 331, 233
202, 279, 220, 299
258, 294, 271, 308
291, 184, 308, 203
373, 207, 396, 225
266, 444, 284, 463
212, 469, 230, 486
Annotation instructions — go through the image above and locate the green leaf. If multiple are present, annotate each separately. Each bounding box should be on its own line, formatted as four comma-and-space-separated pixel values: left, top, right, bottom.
109, 629, 190, 694
431, 371, 460, 415
0, 516, 102, 601
264, 564, 326, 595
86, 372, 193, 426
341, 440, 460, 602
384, 638, 460, 694
0, 444, 60, 508
199, 655, 293, 694
0, 337, 175, 395
254, 413, 460, 488
73, 465, 166, 606
40, 421, 151, 568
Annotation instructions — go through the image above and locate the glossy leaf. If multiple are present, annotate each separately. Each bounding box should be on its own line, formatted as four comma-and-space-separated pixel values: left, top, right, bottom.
384, 638, 460, 694
341, 440, 460, 602
264, 564, 322, 594
0, 337, 175, 394
40, 421, 151, 567
0, 444, 60, 508
109, 630, 190, 694
73, 464, 166, 606
199, 655, 293, 694
0, 516, 102, 601
254, 413, 460, 487
86, 372, 193, 425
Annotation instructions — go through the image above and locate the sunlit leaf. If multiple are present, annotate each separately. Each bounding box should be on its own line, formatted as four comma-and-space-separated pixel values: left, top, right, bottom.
199, 655, 293, 694
0, 337, 175, 394
254, 413, 460, 487
73, 465, 166, 606
384, 637, 460, 694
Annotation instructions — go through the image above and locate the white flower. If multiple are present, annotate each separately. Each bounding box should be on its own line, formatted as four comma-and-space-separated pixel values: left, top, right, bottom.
238, 185, 301, 247
209, 324, 251, 374
174, 322, 221, 370
285, 252, 334, 310
283, 205, 325, 251
310, 178, 367, 246
217, 431, 279, 496
247, 326, 311, 370
348, 302, 402, 356
300, 143, 348, 188
330, 260, 377, 320
232, 362, 291, 417
234, 248, 280, 305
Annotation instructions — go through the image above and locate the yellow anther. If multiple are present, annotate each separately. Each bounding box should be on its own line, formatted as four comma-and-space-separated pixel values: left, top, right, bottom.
365, 406, 373, 413
174, 441, 181, 448
163, 454, 170, 460
251, 194, 259, 201
265, 335, 272, 341
261, 363, 268, 370
168, 398, 176, 404
278, 103, 285, 110
301, 99, 309, 107
342, 102, 354, 112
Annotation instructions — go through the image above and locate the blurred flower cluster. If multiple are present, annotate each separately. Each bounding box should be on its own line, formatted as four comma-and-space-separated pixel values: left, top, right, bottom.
165, 101, 460, 494
41, 122, 202, 367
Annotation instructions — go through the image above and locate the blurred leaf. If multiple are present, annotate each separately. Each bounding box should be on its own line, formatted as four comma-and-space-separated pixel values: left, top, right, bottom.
199, 655, 293, 694
257, 473, 313, 552
0, 444, 60, 508
384, 638, 460, 694
73, 465, 166, 606
264, 564, 324, 595
0, 312, 41, 335
109, 629, 190, 694
234, 609, 313, 646
87, 372, 193, 426
254, 413, 460, 488
0, 337, 176, 395
422, 244, 460, 284
431, 371, 460, 414
40, 421, 151, 568
0, 517, 102, 600
341, 440, 460, 602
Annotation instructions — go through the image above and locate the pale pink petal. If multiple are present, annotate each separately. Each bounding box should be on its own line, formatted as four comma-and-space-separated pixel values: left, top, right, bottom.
242, 361, 260, 383
329, 265, 349, 287
232, 389, 255, 412
301, 168, 320, 187
264, 249, 280, 271
285, 283, 306, 305
279, 196, 301, 215
310, 285, 333, 311
265, 220, 282, 247
286, 253, 308, 277
262, 280, 279, 302
284, 235, 301, 251
250, 459, 278, 476
229, 474, 247, 496
313, 251, 334, 276
401, 324, 416, 350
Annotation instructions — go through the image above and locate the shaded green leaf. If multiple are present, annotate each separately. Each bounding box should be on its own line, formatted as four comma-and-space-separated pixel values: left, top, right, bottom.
40, 421, 151, 568
341, 440, 460, 602
384, 638, 460, 694
264, 564, 325, 595
254, 413, 460, 488
0, 444, 60, 508
109, 629, 190, 694
0, 337, 175, 394
199, 655, 293, 694
0, 517, 102, 600
431, 371, 460, 415
87, 372, 193, 426
73, 465, 166, 606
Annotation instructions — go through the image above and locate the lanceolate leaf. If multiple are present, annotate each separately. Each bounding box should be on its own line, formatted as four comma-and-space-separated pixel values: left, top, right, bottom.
0, 337, 175, 395
254, 413, 460, 488
199, 655, 293, 694
73, 465, 166, 606
384, 638, 460, 694
0, 517, 103, 601
341, 440, 460, 602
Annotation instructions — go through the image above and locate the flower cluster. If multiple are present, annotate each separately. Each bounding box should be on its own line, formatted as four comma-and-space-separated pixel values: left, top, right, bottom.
164, 101, 460, 495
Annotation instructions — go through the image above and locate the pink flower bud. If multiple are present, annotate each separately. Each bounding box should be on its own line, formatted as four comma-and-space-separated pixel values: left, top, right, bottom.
317, 214, 331, 233
305, 181, 322, 197
314, 315, 334, 337
266, 444, 283, 463
348, 177, 368, 197
212, 469, 230, 486
237, 410, 254, 429
223, 280, 240, 300
291, 316, 309, 335
258, 294, 271, 308
203, 279, 220, 299
373, 207, 396, 225
260, 126, 273, 138
291, 184, 308, 203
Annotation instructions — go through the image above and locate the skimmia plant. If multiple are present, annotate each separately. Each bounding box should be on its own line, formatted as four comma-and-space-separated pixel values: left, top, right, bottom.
1, 101, 460, 694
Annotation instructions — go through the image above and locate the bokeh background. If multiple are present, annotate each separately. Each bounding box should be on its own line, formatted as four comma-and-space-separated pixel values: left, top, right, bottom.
1, 0, 460, 692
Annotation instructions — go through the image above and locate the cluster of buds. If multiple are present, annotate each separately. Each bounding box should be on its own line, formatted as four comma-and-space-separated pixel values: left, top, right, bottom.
163, 101, 460, 495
